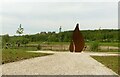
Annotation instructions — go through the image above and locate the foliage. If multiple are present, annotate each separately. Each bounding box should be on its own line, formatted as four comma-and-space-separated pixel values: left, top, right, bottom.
90, 41, 99, 52
2, 48, 53, 64
1, 29, 119, 48
2, 34, 10, 43
21, 38, 29, 45
37, 44, 41, 50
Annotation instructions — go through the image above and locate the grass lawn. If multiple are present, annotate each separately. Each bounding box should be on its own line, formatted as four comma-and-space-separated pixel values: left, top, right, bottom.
98, 50, 120, 52
92, 56, 120, 75
99, 42, 118, 47
86, 42, 118, 47
2, 48, 53, 64
29, 42, 118, 46
29, 42, 70, 45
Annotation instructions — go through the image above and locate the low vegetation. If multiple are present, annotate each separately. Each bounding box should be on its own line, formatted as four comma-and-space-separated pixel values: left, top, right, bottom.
2, 48, 53, 64
92, 56, 120, 75
1, 29, 119, 64
90, 41, 99, 52
1, 29, 119, 48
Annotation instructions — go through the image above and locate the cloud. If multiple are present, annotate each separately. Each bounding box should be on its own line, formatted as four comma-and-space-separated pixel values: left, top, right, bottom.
1, 0, 119, 3
1, 2, 118, 35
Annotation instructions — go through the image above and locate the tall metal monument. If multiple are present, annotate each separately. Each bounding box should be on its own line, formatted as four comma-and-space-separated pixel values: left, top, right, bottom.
69, 23, 85, 52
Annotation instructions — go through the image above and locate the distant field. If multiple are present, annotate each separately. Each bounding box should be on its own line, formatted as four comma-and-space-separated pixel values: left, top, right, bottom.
1, 42, 119, 64
29, 42, 118, 47
27, 42, 119, 51
2, 49, 53, 64
92, 56, 120, 75
86, 42, 118, 47
99, 42, 118, 47
29, 42, 70, 45
99, 50, 119, 52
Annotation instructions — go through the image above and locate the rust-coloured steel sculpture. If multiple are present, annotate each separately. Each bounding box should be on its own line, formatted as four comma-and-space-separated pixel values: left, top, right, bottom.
69, 40, 74, 52
69, 23, 85, 52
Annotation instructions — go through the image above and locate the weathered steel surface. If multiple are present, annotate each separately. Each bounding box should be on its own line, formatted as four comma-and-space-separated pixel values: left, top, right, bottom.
69, 23, 85, 52
69, 40, 74, 52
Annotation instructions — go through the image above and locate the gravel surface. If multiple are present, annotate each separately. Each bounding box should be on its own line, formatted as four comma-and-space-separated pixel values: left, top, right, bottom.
1, 51, 118, 75
86, 52, 120, 56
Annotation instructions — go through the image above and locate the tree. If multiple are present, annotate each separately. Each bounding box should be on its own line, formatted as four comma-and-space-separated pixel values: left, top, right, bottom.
2, 34, 10, 43
16, 24, 24, 47
16, 24, 24, 35
21, 38, 29, 46
2, 34, 10, 48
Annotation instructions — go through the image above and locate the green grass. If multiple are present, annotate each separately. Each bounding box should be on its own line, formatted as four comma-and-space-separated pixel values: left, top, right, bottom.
99, 42, 118, 47
92, 56, 120, 75
86, 42, 118, 47
29, 42, 118, 47
27, 42, 119, 52
20, 41, 119, 46
99, 50, 119, 52
29, 42, 70, 45
2, 48, 53, 64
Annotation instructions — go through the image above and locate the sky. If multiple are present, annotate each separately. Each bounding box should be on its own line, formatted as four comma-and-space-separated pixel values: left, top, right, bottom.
0, 0, 119, 36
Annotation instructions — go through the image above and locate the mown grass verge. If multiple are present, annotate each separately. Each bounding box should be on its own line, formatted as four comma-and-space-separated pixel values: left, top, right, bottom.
2, 49, 53, 64
92, 56, 120, 75
29, 42, 118, 47
86, 42, 118, 47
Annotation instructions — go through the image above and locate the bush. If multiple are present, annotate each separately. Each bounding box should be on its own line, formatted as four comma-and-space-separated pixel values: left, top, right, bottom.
37, 44, 41, 50
21, 38, 29, 45
90, 41, 99, 52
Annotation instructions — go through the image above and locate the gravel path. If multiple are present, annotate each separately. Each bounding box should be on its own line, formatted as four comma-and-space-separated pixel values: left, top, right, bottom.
1, 51, 118, 75
85, 52, 120, 56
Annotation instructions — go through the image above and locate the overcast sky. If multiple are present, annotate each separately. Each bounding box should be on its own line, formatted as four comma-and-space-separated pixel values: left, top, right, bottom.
0, 0, 118, 35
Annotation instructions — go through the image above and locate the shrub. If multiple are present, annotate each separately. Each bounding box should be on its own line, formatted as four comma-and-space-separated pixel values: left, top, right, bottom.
21, 38, 29, 47
90, 41, 99, 52
37, 44, 41, 50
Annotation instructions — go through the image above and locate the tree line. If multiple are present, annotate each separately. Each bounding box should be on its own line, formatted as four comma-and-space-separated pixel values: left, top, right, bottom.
1, 29, 119, 48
